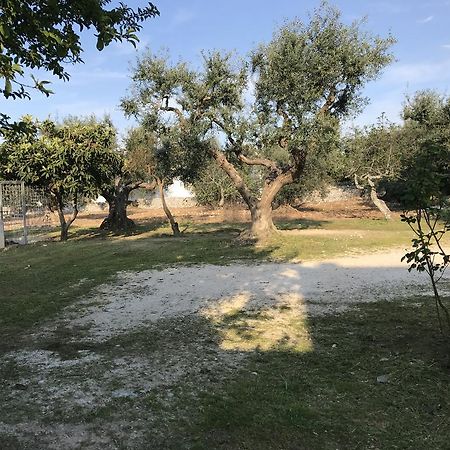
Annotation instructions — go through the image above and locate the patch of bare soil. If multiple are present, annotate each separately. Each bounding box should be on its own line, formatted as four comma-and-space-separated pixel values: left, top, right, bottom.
72, 197, 391, 229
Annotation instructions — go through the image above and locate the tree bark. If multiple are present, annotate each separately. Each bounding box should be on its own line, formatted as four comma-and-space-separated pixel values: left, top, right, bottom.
249, 202, 276, 238
218, 185, 225, 208
100, 186, 135, 232
248, 170, 294, 239
157, 178, 181, 236
55, 193, 78, 241
209, 146, 295, 239
367, 177, 392, 220
100, 179, 157, 232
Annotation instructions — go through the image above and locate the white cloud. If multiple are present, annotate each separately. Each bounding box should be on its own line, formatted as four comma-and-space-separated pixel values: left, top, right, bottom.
417, 15, 434, 23
442, 44, 450, 49
382, 59, 450, 85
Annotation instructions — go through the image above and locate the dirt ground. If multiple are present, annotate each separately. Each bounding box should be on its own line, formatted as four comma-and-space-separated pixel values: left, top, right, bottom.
73, 197, 390, 229
4, 198, 432, 448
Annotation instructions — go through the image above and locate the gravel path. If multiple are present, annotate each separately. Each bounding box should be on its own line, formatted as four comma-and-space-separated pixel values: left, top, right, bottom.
67, 249, 444, 341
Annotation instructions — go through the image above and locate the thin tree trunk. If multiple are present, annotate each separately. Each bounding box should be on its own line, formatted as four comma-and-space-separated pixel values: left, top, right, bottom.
158, 178, 180, 236
218, 185, 225, 208
367, 177, 392, 220
56, 193, 78, 241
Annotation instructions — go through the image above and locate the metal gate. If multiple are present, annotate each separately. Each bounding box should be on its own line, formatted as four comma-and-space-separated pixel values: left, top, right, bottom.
0, 181, 51, 248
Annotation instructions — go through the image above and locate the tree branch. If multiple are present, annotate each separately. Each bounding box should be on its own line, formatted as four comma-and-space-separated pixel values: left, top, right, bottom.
211, 118, 237, 146
319, 87, 337, 115
276, 102, 291, 149
209, 145, 257, 211
238, 153, 279, 171
160, 96, 187, 127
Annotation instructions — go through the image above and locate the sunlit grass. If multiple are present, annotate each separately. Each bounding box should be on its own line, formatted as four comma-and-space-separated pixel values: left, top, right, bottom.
203, 293, 313, 352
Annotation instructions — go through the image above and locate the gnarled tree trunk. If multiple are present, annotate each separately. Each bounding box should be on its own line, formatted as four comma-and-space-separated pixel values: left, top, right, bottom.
354, 175, 391, 220
157, 178, 181, 236
101, 187, 135, 232
209, 145, 294, 240
249, 202, 276, 237
101, 180, 156, 232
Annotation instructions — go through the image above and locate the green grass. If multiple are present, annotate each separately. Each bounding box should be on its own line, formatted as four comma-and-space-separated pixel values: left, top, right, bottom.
183, 299, 450, 450
3, 298, 446, 449
1, 216, 449, 448
0, 217, 419, 346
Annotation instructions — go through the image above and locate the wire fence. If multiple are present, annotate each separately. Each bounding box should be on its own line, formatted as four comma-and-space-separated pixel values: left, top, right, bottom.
0, 181, 53, 248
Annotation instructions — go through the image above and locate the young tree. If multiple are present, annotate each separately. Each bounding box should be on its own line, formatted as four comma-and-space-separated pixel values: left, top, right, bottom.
0, 117, 122, 240
400, 91, 450, 334
122, 4, 394, 239
343, 117, 407, 219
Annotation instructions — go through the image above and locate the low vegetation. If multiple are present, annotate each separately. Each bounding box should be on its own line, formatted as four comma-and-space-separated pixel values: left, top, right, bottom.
0, 217, 414, 339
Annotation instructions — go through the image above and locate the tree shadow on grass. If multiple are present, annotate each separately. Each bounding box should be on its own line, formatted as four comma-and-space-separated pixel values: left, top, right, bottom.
66, 217, 330, 242
276, 218, 330, 231
190, 299, 450, 450
1, 258, 449, 449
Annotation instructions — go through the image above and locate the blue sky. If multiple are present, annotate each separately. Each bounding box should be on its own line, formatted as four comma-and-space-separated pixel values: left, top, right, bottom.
4, 0, 450, 137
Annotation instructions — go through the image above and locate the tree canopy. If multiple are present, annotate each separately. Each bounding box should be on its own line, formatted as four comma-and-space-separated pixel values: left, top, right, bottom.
0, 116, 122, 239
0, 0, 159, 131
122, 3, 394, 238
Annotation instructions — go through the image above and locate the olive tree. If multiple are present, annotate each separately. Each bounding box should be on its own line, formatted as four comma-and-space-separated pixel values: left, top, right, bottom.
100, 127, 157, 232
343, 117, 407, 219
192, 159, 262, 207
122, 4, 394, 239
106, 126, 183, 236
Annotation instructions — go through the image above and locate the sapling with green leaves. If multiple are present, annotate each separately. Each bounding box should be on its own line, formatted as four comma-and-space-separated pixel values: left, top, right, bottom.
400, 91, 450, 334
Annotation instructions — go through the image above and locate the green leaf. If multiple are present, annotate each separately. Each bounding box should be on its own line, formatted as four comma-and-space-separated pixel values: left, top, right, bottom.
4, 78, 12, 96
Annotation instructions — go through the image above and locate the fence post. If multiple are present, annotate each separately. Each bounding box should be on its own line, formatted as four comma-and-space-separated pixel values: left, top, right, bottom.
21, 181, 28, 245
